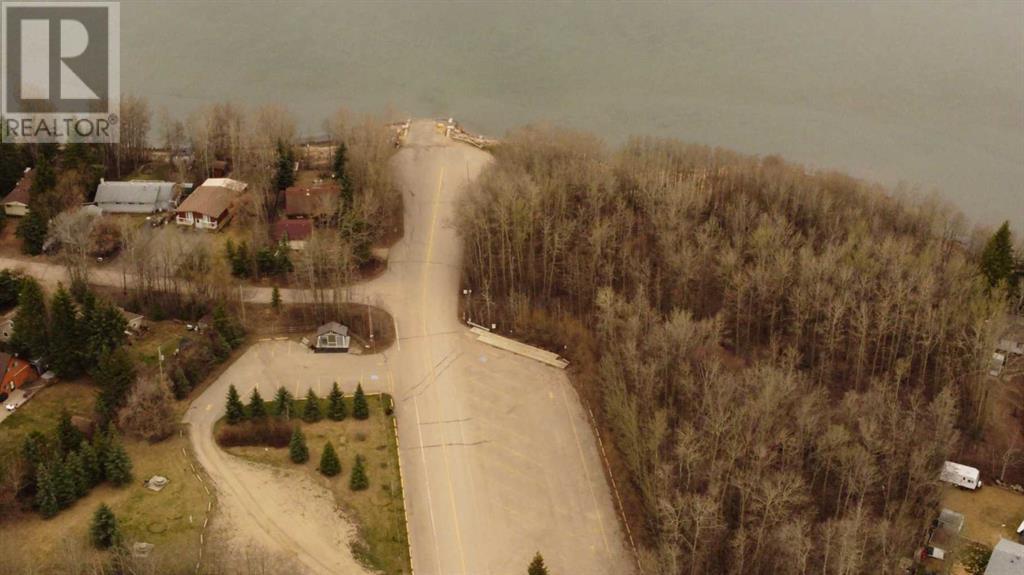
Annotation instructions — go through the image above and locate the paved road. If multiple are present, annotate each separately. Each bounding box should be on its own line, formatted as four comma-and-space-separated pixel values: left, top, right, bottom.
3, 120, 634, 575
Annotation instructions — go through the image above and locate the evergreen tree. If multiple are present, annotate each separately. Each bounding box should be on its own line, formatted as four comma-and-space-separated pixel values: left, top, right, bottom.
289, 427, 309, 464
213, 304, 243, 348
982, 221, 1017, 294
49, 286, 84, 377
231, 241, 251, 278
528, 552, 549, 575
271, 286, 282, 311
248, 387, 267, 420
333, 141, 353, 211
56, 409, 83, 454
35, 465, 59, 518
171, 365, 191, 400
92, 348, 137, 427
272, 386, 293, 418
52, 457, 77, 508
91, 432, 111, 478
352, 383, 369, 420
16, 210, 48, 255
65, 451, 89, 498
302, 389, 322, 423
319, 441, 341, 477
90, 504, 120, 549
31, 153, 56, 197
103, 437, 133, 486
349, 454, 368, 491
327, 382, 347, 421
225, 384, 246, 424
82, 299, 128, 363
78, 441, 102, 487
10, 277, 48, 358
274, 140, 296, 191
0, 269, 22, 310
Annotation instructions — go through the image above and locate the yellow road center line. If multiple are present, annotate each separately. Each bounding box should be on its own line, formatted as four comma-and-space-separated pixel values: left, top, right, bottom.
419, 166, 469, 574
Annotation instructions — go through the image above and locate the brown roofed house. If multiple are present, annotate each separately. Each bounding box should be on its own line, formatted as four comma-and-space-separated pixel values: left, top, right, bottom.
175, 178, 247, 231
3, 168, 33, 217
284, 183, 340, 220
271, 219, 313, 250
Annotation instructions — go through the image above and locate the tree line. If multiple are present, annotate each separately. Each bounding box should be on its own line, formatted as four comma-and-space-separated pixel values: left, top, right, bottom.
455, 126, 1010, 574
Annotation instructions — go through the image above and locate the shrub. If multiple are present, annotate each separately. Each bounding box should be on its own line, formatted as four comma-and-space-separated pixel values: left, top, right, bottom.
216, 420, 292, 448
117, 377, 176, 442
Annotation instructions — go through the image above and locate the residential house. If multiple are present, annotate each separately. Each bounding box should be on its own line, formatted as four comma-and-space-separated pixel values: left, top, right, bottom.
0, 308, 16, 343
314, 322, 350, 353
283, 183, 340, 220
118, 307, 145, 331
1, 354, 39, 393
271, 219, 313, 251
985, 539, 1024, 575
999, 315, 1024, 356
211, 159, 231, 178
3, 167, 33, 217
94, 180, 180, 213
175, 178, 247, 230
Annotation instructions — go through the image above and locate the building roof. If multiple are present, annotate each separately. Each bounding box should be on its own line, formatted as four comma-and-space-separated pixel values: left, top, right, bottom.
95, 181, 179, 213
117, 306, 143, 323
201, 178, 247, 193
176, 182, 243, 218
987, 539, 1024, 575
937, 508, 964, 534
284, 184, 339, 217
271, 218, 313, 242
3, 168, 33, 206
316, 322, 349, 337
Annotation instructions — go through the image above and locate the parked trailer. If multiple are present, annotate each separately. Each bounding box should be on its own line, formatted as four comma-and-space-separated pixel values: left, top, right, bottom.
940, 461, 981, 490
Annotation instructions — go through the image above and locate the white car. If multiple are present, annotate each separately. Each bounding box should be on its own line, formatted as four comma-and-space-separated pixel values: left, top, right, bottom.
4, 402, 18, 412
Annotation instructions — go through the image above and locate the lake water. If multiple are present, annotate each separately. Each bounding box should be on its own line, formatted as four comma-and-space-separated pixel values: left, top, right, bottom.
120, 1, 1022, 229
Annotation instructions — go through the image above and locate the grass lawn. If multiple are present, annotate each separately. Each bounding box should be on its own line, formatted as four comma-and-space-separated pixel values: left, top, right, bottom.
0, 381, 211, 575
222, 394, 410, 574
129, 319, 191, 369
941, 484, 1024, 547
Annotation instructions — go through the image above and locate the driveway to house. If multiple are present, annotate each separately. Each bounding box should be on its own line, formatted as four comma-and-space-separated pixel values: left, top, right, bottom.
4, 120, 634, 575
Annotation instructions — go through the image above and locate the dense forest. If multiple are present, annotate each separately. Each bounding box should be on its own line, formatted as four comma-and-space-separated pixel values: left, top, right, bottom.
455, 126, 1014, 574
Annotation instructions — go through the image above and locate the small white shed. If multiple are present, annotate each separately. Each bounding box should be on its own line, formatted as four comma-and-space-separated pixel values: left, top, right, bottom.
315, 322, 350, 353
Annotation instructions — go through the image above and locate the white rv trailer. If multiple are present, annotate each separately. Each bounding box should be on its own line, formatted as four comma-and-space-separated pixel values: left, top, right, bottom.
940, 461, 981, 490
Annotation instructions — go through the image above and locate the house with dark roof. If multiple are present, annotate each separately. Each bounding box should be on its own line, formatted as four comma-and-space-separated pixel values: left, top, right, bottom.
986, 539, 1024, 575
94, 180, 180, 213
283, 183, 340, 220
271, 219, 313, 250
314, 322, 350, 353
175, 178, 247, 230
3, 168, 33, 217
